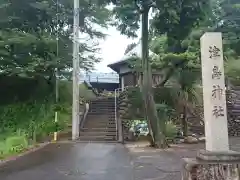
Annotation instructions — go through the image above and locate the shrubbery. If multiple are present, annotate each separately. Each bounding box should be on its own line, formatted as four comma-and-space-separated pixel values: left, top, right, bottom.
0, 77, 73, 159
165, 122, 177, 138
0, 101, 71, 159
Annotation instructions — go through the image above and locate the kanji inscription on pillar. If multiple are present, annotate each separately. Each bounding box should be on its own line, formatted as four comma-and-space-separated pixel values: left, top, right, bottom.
200, 32, 229, 152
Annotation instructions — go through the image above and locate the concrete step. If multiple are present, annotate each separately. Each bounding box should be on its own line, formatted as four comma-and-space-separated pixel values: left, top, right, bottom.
89, 103, 114, 106
87, 113, 115, 117
85, 116, 115, 120
87, 113, 115, 116
88, 112, 115, 115
89, 107, 115, 109
85, 121, 116, 124
89, 108, 115, 111
83, 126, 116, 130
91, 99, 115, 102
85, 116, 115, 119
90, 106, 115, 109
84, 121, 116, 126
79, 135, 116, 141
87, 112, 115, 119
88, 110, 115, 113
90, 103, 115, 105
84, 124, 116, 129
80, 128, 116, 132
86, 117, 115, 120
80, 131, 116, 136
90, 104, 114, 107
85, 118, 115, 122
90, 102, 115, 105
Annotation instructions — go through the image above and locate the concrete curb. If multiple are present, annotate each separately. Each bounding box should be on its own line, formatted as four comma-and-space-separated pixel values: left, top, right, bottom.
0, 142, 51, 167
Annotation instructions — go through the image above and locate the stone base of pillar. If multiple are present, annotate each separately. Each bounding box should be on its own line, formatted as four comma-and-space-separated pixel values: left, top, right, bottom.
182, 150, 240, 180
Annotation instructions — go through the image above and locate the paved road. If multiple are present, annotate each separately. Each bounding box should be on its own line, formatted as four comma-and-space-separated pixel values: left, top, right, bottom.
0, 142, 196, 180
1, 138, 240, 180
0, 143, 135, 180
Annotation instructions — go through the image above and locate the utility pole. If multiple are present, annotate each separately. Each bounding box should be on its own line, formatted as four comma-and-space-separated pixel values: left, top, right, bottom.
72, 0, 80, 140
54, 0, 60, 142
54, 67, 59, 141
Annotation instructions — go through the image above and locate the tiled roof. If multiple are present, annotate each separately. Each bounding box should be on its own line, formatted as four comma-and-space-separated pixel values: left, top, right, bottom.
108, 40, 155, 71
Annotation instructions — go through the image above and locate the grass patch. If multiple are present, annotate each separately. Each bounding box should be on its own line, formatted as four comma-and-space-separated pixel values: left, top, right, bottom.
0, 101, 71, 160
0, 81, 93, 160
0, 133, 28, 159
165, 121, 178, 138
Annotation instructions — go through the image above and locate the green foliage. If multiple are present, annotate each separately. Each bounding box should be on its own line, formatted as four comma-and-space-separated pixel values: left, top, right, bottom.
111, 0, 210, 148
126, 87, 143, 110
165, 122, 177, 138
225, 59, 240, 85
5, 135, 28, 153
0, 132, 29, 159
0, 76, 73, 159
0, 142, 6, 157
149, 35, 168, 55
0, 100, 70, 159
1, 102, 50, 136
0, 0, 111, 78
151, 0, 210, 52
111, 3, 140, 37
79, 83, 97, 101
111, 0, 209, 44
0, 0, 111, 157
124, 42, 137, 55
0, 76, 52, 105
205, 0, 240, 84
113, 0, 240, 143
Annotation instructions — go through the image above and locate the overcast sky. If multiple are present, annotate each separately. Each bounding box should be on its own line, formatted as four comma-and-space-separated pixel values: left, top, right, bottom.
92, 4, 139, 73
93, 26, 139, 73
86, 4, 153, 73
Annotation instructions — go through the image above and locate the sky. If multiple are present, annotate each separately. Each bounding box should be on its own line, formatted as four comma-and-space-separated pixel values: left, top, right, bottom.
94, 27, 139, 73
86, 4, 153, 73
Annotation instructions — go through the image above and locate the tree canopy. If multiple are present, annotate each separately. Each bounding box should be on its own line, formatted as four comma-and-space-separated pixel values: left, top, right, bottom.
0, 0, 111, 79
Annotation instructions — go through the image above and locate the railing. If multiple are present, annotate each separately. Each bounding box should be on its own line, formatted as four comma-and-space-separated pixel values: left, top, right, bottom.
79, 103, 89, 129
81, 72, 119, 84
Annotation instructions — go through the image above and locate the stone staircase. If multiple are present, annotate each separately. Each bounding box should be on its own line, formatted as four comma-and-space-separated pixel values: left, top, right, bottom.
79, 97, 117, 141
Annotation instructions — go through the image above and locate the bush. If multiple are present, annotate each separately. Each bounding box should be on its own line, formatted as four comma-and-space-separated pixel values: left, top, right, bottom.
0, 141, 6, 158
78, 83, 96, 101
6, 135, 28, 153
165, 122, 177, 138
0, 77, 73, 159
0, 133, 29, 159
0, 101, 71, 159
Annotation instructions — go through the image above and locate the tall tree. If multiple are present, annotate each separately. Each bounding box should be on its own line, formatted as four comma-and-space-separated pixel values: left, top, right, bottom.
0, 0, 110, 79
110, 0, 210, 147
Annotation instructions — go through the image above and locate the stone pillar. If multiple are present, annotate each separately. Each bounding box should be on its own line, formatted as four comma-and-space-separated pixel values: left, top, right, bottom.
117, 117, 123, 143
201, 32, 229, 151
121, 76, 124, 91
182, 32, 240, 180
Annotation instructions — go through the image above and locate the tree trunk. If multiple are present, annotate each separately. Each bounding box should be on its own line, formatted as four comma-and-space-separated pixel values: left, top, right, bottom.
140, 8, 167, 148
158, 113, 168, 148
182, 106, 188, 137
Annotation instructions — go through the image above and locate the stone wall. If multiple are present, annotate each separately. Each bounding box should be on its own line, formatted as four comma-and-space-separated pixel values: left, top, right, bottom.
117, 86, 240, 137
227, 88, 240, 136
118, 87, 144, 121
187, 87, 240, 136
